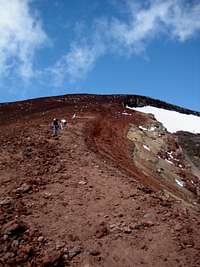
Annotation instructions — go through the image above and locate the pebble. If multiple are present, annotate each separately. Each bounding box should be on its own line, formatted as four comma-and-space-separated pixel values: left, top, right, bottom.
38, 236, 44, 242
95, 222, 109, 238
135, 206, 141, 210
78, 180, 87, 185
123, 226, 132, 234
89, 249, 101, 256
43, 192, 52, 199
0, 197, 12, 206
3, 234, 8, 241
110, 223, 120, 230
56, 241, 65, 250
174, 223, 182, 231
143, 220, 155, 227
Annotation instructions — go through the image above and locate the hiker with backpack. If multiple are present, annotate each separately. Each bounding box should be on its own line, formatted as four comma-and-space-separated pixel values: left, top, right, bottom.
52, 118, 61, 136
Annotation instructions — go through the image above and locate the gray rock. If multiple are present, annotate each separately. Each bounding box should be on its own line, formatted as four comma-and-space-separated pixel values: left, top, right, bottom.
15, 183, 32, 194
68, 246, 82, 259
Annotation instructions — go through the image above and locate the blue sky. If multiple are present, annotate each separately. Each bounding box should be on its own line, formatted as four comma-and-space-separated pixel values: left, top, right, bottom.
0, 0, 200, 111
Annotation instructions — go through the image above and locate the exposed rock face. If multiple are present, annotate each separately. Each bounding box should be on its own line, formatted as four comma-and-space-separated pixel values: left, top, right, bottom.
127, 119, 200, 205
0, 94, 200, 267
123, 95, 200, 116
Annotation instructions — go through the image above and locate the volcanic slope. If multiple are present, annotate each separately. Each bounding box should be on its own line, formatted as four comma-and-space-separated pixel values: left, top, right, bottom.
0, 94, 200, 267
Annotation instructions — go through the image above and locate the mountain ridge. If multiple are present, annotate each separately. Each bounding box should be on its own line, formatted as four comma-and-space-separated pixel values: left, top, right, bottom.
0, 94, 199, 125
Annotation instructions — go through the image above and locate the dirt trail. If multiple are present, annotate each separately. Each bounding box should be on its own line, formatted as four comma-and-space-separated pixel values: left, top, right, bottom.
0, 96, 200, 266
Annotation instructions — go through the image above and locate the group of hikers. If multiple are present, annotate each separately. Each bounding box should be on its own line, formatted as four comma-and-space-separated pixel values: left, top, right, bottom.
51, 113, 76, 136
51, 118, 67, 136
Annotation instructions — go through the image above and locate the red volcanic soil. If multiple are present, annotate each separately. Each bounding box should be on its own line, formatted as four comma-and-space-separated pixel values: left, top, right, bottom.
0, 94, 200, 267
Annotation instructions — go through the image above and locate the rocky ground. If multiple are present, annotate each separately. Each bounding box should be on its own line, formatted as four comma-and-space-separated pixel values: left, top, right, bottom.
0, 94, 200, 267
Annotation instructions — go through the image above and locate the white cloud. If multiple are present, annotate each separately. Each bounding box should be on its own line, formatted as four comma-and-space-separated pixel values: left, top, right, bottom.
0, 0, 47, 80
165, 1, 200, 41
51, 37, 105, 86
56, 0, 200, 83
64, 42, 103, 82
110, 0, 200, 53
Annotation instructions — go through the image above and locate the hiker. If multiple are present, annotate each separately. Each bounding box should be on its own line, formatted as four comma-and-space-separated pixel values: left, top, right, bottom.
52, 118, 60, 136
61, 119, 67, 129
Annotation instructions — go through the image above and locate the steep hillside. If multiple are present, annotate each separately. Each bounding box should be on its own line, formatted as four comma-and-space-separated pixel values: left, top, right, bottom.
0, 94, 200, 267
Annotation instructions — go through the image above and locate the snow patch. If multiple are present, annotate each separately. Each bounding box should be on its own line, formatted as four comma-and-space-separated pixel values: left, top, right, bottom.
175, 179, 184, 187
167, 152, 174, 160
165, 159, 173, 165
127, 106, 200, 133
139, 126, 147, 131
139, 125, 156, 131
143, 145, 150, 151
149, 126, 156, 131
167, 151, 173, 155
122, 112, 131, 116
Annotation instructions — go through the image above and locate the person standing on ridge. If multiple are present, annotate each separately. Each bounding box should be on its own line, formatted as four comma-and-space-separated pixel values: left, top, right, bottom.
52, 118, 60, 136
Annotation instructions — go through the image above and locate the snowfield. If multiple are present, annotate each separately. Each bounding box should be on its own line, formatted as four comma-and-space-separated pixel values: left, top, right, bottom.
127, 106, 200, 134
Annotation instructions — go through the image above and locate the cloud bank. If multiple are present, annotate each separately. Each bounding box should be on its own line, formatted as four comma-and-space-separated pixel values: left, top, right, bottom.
0, 0, 47, 80
54, 0, 200, 84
